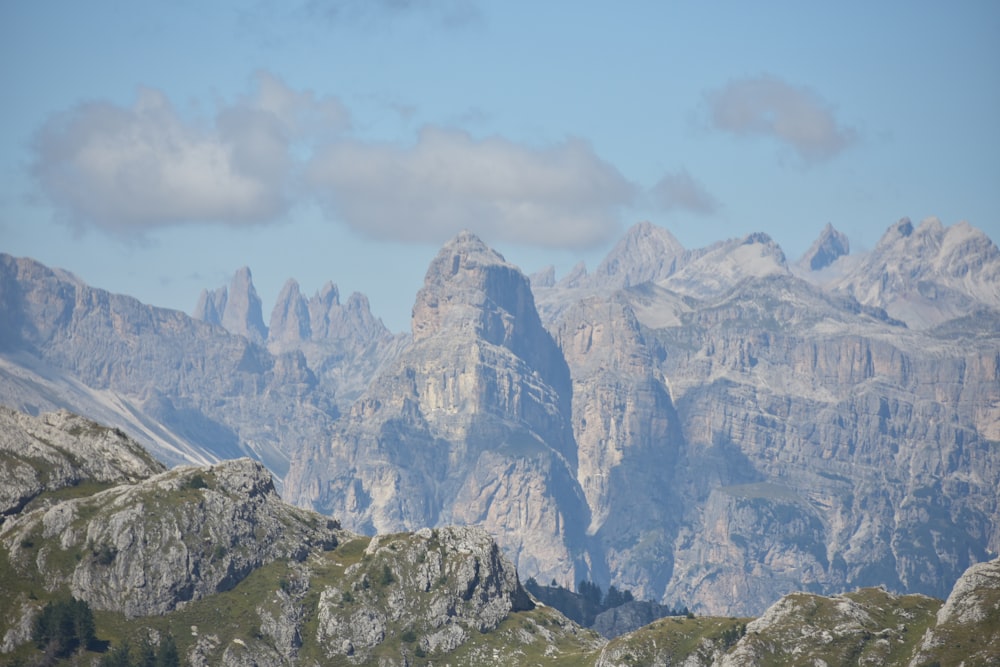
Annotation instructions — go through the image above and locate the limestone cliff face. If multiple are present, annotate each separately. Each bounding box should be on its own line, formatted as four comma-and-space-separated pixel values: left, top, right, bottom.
648, 275, 1000, 612
285, 231, 591, 585
532, 220, 1000, 616
1, 458, 336, 618
0, 254, 342, 477
551, 293, 684, 598
0, 407, 163, 519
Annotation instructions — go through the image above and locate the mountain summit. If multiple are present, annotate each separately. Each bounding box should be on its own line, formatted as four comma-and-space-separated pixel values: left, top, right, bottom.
286, 231, 590, 584
798, 222, 850, 271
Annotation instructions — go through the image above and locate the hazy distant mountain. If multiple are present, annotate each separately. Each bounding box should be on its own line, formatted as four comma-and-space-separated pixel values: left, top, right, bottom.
2, 217, 998, 618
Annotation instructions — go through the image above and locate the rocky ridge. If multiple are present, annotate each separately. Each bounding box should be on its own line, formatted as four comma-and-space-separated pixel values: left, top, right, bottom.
0, 405, 163, 520
2, 218, 999, 621
820, 217, 1000, 328
0, 407, 601, 666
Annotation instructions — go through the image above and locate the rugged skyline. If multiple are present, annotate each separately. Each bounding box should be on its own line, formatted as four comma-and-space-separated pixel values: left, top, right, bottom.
3, 2, 998, 331
2, 218, 998, 617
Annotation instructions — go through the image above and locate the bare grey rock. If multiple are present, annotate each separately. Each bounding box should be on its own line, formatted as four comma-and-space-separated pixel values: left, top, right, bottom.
268, 279, 311, 347
0, 406, 163, 519
909, 556, 1000, 666
589, 220, 687, 288
1, 458, 337, 618
0, 253, 339, 477
285, 231, 592, 585
315, 527, 534, 663
798, 222, 850, 271
829, 217, 1000, 328
221, 267, 269, 344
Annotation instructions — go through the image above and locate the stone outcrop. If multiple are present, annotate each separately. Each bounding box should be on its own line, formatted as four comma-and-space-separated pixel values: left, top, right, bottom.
0, 407, 163, 519
908, 556, 1000, 666
797, 222, 850, 271
285, 231, 592, 585
315, 527, 534, 662
0, 412, 596, 665
1, 457, 336, 618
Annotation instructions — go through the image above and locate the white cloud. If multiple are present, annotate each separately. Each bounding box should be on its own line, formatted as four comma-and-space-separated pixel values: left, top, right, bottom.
31, 73, 631, 249
31, 72, 348, 235
650, 169, 718, 215
306, 127, 635, 248
706, 75, 857, 162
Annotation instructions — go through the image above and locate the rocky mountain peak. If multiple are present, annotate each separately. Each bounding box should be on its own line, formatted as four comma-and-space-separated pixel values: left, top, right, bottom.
891, 216, 914, 238
657, 231, 789, 298
835, 217, 1000, 328
192, 285, 227, 326
591, 221, 686, 288
529, 265, 556, 288
304, 282, 388, 345
411, 231, 539, 348
268, 279, 311, 346
220, 267, 268, 344
799, 222, 850, 271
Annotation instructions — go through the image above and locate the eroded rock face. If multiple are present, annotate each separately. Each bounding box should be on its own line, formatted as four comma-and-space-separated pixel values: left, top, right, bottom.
316, 527, 534, 663
533, 220, 1000, 615
551, 293, 683, 598
285, 231, 591, 585
798, 222, 850, 271
1, 458, 336, 618
0, 407, 163, 519
829, 217, 1000, 329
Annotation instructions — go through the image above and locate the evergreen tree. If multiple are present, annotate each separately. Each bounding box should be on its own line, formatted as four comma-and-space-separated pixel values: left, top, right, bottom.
98, 638, 132, 667
135, 637, 156, 667
32, 596, 95, 658
155, 634, 180, 667
578, 579, 603, 607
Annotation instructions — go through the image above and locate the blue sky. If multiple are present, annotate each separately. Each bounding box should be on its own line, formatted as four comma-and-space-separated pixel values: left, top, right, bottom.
2, 1, 998, 332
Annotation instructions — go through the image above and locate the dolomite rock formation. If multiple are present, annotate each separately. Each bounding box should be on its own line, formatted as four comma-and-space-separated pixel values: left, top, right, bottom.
285, 231, 592, 585
828, 216, 1000, 328
0, 406, 163, 519
3, 217, 999, 621
0, 253, 348, 477
797, 222, 850, 271
550, 293, 684, 594
194, 266, 269, 344
1, 456, 336, 618
533, 219, 1000, 613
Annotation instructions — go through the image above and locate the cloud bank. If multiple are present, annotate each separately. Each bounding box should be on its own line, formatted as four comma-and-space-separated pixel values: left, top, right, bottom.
706, 75, 857, 162
31, 72, 349, 234
31, 73, 634, 248
308, 128, 634, 248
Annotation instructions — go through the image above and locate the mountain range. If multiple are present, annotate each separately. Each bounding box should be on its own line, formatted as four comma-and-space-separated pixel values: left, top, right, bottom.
1, 216, 998, 619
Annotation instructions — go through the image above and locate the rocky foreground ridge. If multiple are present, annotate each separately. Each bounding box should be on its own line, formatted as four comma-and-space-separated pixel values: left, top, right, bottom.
1, 408, 998, 666
2, 217, 1000, 619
